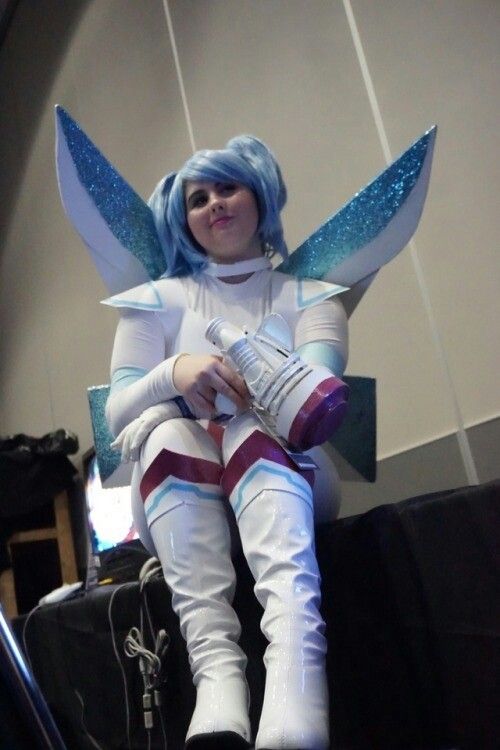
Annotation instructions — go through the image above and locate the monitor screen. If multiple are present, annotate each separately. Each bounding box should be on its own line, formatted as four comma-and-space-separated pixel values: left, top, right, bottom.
83, 451, 138, 553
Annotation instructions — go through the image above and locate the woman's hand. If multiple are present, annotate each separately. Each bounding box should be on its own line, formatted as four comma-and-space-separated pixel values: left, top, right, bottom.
111, 401, 181, 462
173, 354, 250, 418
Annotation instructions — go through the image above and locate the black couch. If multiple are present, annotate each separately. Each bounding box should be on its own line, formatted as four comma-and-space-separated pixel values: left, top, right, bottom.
17, 480, 499, 749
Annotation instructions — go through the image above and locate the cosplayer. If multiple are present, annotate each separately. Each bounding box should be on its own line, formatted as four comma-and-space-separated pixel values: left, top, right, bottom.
55, 105, 436, 750
105, 135, 348, 750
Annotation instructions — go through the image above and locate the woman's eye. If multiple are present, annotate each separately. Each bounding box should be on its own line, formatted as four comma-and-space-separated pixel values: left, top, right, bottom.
190, 194, 207, 209
220, 183, 236, 195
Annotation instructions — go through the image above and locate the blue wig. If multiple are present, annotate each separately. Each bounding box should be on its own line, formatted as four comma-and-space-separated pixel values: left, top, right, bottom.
148, 135, 288, 277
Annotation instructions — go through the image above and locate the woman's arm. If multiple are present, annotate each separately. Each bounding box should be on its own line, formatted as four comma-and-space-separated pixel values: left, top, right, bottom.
294, 297, 348, 376
106, 308, 250, 438
105, 309, 183, 437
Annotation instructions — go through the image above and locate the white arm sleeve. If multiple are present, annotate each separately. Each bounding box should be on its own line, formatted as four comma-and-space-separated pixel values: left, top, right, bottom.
105, 309, 182, 437
294, 297, 348, 376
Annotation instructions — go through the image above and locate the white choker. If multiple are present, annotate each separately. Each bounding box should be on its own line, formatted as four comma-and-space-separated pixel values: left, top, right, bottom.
204, 257, 272, 278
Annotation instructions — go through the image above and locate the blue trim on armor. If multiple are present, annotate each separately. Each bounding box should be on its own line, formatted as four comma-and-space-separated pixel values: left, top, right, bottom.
296, 342, 345, 376
145, 480, 222, 520
110, 366, 147, 394
232, 463, 312, 518
106, 282, 164, 310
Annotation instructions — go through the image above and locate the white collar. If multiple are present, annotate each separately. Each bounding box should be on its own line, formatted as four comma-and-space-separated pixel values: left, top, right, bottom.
204, 256, 272, 278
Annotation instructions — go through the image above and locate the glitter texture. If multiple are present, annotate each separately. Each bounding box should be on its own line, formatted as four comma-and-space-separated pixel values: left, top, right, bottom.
58, 107, 166, 281
88, 385, 120, 482
278, 129, 434, 280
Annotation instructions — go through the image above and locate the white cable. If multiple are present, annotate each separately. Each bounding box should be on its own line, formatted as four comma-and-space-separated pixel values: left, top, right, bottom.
162, 0, 197, 154
22, 603, 105, 749
142, 585, 158, 653
342, 0, 479, 484
74, 690, 105, 750
139, 566, 169, 749
139, 557, 162, 585
124, 626, 162, 676
108, 583, 134, 750
122, 571, 169, 749
139, 560, 164, 645
158, 707, 168, 750
21, 603, 41, 672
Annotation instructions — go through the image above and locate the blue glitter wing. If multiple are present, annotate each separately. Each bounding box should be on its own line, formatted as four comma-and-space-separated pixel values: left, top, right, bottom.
88, 385, 132, 487
277, 126, 437, 316
55, 106, 166, 295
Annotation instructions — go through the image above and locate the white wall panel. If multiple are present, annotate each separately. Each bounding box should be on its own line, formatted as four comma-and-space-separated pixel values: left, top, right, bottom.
168, 0, 458, 457
350, 0, 500, 432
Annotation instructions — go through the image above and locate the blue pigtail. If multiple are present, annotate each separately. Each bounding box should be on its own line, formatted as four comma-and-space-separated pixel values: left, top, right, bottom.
148, 171, 206, 277
226, 135, 288, 258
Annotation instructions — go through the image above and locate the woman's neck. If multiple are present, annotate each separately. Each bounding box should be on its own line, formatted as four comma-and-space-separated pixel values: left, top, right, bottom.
220, 273, 253, 284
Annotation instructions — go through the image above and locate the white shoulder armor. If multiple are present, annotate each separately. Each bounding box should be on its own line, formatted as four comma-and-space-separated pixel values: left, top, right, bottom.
271, 271, 348, 313
101, 276, 187, 312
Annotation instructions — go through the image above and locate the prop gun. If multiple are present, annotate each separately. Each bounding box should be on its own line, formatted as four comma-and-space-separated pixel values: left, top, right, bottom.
205, 314, 349, 453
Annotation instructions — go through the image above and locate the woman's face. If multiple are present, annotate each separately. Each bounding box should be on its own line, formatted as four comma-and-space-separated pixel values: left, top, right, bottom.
185, 180, 261, 264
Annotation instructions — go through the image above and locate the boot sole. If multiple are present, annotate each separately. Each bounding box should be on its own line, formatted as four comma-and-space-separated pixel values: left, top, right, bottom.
185, 731, 252, 749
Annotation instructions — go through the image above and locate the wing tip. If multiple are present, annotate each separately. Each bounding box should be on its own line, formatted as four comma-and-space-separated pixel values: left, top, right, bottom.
54, 103, 70, 128
420, 123, 438, 156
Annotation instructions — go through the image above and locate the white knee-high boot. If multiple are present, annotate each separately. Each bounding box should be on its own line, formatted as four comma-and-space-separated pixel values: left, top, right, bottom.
138, 419, 251, 748
223, 414, 329, 750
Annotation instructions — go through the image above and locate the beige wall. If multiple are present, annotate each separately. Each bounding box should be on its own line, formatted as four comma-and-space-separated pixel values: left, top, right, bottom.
1, 0, 499, 511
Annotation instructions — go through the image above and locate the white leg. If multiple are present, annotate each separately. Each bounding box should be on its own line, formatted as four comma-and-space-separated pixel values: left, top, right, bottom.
223, 413, 329, 750
137, 418, 251, 748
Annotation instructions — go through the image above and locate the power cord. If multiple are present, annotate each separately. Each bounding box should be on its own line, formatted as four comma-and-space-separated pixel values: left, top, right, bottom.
22, 602, 41, 672
21, 564, 169, 750
108, 582, 136, 750
139, 558, 170, 749
118, 557, 169, 749
22, 601, 107, 750
124, 626, 169, 729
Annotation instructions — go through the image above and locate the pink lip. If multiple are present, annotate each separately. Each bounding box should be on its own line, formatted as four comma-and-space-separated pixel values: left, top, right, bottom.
211, 216, 233, 228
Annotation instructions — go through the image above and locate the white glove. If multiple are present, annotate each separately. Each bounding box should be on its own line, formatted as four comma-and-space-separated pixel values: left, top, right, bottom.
110, 401, 182, 462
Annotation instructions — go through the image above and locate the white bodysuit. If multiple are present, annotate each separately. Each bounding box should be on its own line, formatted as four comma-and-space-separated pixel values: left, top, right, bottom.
105, 265, 348, 534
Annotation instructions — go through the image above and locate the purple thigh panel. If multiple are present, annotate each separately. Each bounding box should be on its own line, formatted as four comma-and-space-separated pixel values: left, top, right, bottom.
140, 447, 223, 502
221, 429, 314, 499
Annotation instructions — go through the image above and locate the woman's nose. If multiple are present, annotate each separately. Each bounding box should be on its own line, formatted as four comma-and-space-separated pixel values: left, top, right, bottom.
209, 193, 224, 212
